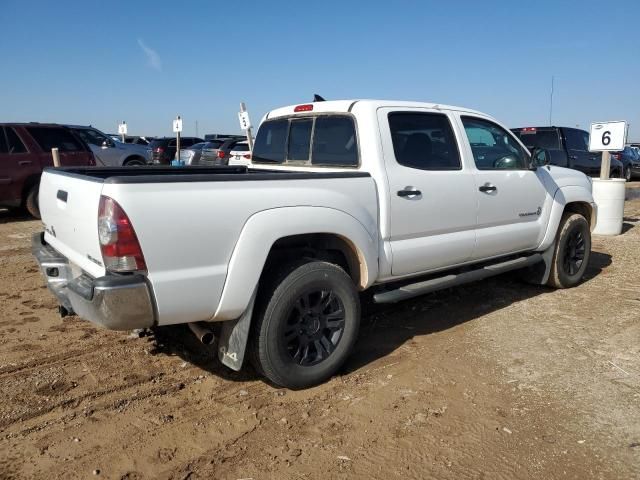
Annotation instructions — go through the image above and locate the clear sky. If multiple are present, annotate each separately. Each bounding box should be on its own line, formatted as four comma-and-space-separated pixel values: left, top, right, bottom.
1, 0, 639, 140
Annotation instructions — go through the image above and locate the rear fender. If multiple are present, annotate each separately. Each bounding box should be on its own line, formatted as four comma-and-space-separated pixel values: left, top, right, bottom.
212, 206, 378, 322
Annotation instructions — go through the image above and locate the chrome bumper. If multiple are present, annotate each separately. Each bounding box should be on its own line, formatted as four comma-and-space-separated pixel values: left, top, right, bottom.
31, 233, 155, 330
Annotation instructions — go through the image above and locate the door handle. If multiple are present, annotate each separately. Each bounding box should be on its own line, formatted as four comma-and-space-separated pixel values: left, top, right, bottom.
479, 184, 497, 193
397, 188, 422, 198
18, 160, 32, 166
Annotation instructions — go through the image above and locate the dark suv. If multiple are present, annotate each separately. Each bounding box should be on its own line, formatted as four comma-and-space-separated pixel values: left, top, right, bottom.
0, 124, 95, 218
150, 137, 204, 164
512, 126, 622, 178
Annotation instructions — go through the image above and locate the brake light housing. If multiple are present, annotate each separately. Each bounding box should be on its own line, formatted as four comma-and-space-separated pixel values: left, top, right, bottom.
294, 104, 313, 112
98, 196, 146, 272
217, 150, 226, 159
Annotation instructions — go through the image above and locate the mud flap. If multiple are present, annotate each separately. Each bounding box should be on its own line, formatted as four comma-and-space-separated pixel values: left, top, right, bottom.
523, 240, 556, 285
217, 291, 256, 371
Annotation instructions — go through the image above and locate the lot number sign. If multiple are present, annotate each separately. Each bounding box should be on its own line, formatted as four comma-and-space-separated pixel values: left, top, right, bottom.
589, 121, 627, 152
173, 117, 183, 133
118, 122, 127, 135
238, 111, 252, 130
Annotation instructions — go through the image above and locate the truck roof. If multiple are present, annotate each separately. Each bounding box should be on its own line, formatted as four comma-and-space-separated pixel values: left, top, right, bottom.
266, 99, 486, 119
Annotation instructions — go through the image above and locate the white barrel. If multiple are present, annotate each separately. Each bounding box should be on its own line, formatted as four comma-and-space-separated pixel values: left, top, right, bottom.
592, 178, 626, 235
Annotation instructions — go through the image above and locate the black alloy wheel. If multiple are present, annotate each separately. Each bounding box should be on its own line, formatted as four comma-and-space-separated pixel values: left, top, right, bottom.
562, 228, 586, 276
282, 289, 346, 366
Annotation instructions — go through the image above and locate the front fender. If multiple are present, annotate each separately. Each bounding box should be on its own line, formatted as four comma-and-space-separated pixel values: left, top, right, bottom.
212, 206, 379, 321
538, 185, 596, 251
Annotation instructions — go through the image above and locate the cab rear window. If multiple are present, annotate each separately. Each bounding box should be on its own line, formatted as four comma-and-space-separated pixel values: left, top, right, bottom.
253, 115, 358, 167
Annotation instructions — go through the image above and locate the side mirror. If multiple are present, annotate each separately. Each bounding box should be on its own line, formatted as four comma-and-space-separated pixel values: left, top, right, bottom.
530, 147, 550, 169
102, 139, 114, 148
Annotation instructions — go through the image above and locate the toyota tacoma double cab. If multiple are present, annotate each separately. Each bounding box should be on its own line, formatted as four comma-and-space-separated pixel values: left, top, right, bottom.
33, 100, 596, 389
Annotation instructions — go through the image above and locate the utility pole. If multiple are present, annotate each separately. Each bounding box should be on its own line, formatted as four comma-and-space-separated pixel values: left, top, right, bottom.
549, 75, 554, 126
195, 120, 199, 138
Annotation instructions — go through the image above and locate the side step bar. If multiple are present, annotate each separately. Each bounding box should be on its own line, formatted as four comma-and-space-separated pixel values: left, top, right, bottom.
373, 254, 543, 304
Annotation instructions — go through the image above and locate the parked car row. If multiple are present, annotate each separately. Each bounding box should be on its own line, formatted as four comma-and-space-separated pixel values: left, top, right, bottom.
198, 138, 249, 166
1, 117, 636, 221
512, 126, 624, 179
611, 146, 640, 181
150, 137, 204, 164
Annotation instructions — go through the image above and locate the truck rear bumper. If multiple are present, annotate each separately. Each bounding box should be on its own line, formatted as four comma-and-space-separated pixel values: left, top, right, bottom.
31, 232, 155, 330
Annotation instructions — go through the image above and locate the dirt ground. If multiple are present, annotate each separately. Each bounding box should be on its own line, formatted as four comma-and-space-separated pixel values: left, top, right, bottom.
1, 186, 639, 480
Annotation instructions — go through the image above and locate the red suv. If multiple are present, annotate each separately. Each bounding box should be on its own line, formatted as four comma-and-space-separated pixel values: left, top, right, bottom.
0, 124, 95, 218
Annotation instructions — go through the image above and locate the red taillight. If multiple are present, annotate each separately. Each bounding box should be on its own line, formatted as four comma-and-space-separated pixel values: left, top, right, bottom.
611, 153, 621, 160
243, 154, 251, 159
521, 127, 537, 133
217, 150, 226, 159
294, 104, 313, 112
155, 147, 164, 153
98, 196, 146, 272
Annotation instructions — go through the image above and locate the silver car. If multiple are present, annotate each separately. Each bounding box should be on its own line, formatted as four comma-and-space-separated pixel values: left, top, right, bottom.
179, 142, 207, 165
69, 126, 152, 166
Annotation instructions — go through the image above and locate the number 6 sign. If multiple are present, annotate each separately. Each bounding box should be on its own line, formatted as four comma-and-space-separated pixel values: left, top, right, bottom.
589, 121, 627, 152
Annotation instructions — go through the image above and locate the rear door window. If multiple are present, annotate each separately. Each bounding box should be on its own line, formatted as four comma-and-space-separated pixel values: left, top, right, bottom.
6, 128, 26, 153
388, 112, 461, 170
26, 127, 84, 152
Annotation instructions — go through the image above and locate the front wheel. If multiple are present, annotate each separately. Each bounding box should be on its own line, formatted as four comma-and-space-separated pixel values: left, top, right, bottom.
250, 261, 360, 389
546, 213, 591, 288
624, 167, 632, 182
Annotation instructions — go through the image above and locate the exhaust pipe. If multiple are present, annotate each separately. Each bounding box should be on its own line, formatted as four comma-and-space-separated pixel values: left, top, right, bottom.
188, 322, 216, 345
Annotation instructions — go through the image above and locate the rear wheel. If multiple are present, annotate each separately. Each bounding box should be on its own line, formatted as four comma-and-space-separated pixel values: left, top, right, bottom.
24, 184, 40, 219
250, 260, 360, 389
546, 213, 591, 288
624, 167, 632, 182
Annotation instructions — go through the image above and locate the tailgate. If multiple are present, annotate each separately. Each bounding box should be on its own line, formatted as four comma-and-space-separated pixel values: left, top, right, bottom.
39, 170, 106, 278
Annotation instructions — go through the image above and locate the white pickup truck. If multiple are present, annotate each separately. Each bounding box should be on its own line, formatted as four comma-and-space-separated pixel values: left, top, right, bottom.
33, 100, 596, 388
